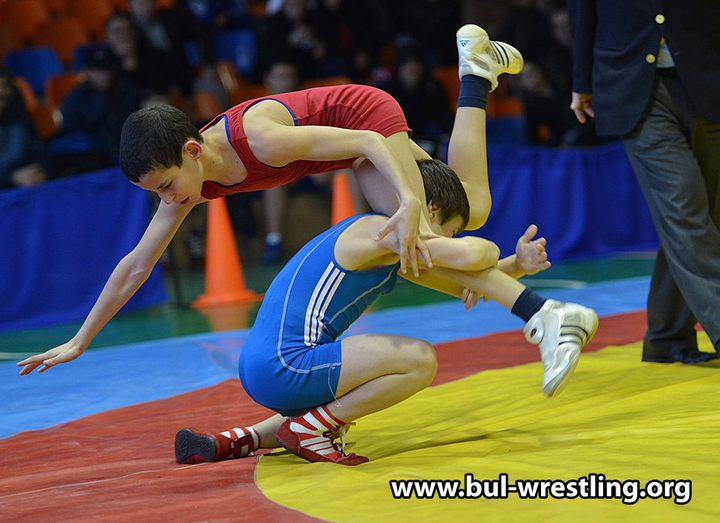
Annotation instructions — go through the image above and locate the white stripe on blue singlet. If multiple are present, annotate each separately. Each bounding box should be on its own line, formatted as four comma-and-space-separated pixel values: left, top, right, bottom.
312, 267, 345, 345
304, 261, 336, 346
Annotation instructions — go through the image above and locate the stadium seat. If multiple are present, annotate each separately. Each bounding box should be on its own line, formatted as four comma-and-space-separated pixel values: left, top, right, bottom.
0, 26, 20, 61
300, 76, 351, 89
28, 104, 61, 139
183, 40, 200, 69
485, 77, 526, 118
13, 76, 38, 110
229, 84, 267, 105
0, 0, 50, 43
70, 43, 96, 72
45, 72, 83, 108
37, 17, 90, 65
4, 46, 63, 96
378, 44, 395, 69
486, 95, 525, 118
45, 0, 67, 16
108, 0, 128, 11
432, 66, 460, 111
214, 29, 256, 76
247, 1, 267, 18
66, 0, 114, 39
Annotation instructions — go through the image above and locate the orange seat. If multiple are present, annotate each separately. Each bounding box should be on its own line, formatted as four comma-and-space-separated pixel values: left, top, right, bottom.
45, 72, 83, 108
66, 0, 114, 39
0, 26, 20, 60
486, 95, 525, 118
229, 84, 267, 105
247, 1, 266, 18
37, 17, 90, 65
192, 91, 223, 123
0, 0, 50, 43
378, 44, 395, 69
13, 76, 38, 111
432, 66, 460, 111
486, 79, 525, 118
45, 0, 67, 16
300, 76, 352, 89
156, 0, 175, 8
29, 104, 60, 139
108, 0, 128, 11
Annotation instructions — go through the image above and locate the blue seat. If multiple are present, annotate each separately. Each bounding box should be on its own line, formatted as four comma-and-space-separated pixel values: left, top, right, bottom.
4, 47, 63, 97
71, 43, 98, 72
183, 40, 200, 69
214, 29, 256, 76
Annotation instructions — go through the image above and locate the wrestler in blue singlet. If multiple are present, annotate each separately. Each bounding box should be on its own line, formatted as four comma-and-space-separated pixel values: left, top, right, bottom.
238, 215, 399, 416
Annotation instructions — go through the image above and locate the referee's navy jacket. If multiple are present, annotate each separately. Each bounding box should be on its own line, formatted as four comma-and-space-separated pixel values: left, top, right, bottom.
567, 0, 720, 136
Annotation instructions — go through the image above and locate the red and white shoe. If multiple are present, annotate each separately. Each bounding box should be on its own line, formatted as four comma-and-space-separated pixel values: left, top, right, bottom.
456, 24, 524, 89
174, 426, 259, 464
276, 410, 368, 466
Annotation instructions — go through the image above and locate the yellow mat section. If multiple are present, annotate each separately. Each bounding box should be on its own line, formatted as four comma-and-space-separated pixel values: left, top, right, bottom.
256, 338, 720, 522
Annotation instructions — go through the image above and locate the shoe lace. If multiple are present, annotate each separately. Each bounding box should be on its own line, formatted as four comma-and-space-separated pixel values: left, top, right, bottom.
328, 421, 356, 455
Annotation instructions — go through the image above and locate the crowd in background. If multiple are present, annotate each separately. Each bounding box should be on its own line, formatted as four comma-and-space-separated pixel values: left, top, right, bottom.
0, 0, 606, 188
1, 0, 605, 264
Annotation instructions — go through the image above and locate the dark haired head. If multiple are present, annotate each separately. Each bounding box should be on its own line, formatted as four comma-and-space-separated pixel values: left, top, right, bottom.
417, 159, 470, 231
119, 104, 201, 182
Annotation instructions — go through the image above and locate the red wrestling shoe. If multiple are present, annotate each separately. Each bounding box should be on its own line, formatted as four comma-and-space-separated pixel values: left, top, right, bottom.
175, 426, 260, 464
276, 407, 368, 466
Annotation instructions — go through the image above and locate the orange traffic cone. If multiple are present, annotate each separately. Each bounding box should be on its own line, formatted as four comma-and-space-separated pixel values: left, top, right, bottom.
331, 172, 358, 225
192, 198, 262, 308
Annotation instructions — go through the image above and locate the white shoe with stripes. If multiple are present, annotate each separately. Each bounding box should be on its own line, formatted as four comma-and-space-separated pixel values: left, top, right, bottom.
456, 23, 524, 89
523, 300, 599, 397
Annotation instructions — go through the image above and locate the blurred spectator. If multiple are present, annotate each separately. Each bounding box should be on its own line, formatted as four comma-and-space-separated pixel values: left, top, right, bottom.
381, 46, 454, 155
388, 0, 461, 68
259, 60, 302, 264
456, 0, 599, 146
257, 0, 324, 79
127, 0, 199, 97
515, 61, 572, 145
183, 0, 253, 31
495, 0, 557, 65
49, 47, 141, 177
305, 0, 391, 79
542, 7, 572, 97
106, 13, 178, 103
0, 68, 47, 189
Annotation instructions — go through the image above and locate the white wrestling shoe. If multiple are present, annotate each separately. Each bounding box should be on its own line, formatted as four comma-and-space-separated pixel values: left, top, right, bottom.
523, 300, 599, 397
456, 24, 524, 89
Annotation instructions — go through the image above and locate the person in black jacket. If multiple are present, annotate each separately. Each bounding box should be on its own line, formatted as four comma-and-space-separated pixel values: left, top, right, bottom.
567, 0, 720, 363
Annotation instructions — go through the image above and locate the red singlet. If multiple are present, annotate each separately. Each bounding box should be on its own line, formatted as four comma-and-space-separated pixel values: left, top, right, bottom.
200, 84, 410, 199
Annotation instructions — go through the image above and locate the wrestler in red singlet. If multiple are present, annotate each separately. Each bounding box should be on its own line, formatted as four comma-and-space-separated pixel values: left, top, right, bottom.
199, 84, 411, 199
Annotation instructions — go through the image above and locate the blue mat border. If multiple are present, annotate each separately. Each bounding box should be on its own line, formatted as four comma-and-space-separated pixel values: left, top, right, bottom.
0, 277, 649, 439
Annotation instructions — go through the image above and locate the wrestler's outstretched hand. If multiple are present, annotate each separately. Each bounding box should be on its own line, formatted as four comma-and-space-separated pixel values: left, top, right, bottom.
17, 340, 85, 375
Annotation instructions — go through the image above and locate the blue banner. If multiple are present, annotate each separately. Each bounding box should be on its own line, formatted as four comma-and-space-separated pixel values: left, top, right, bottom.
1, 168, 167, 332
474, 141, 658, 260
